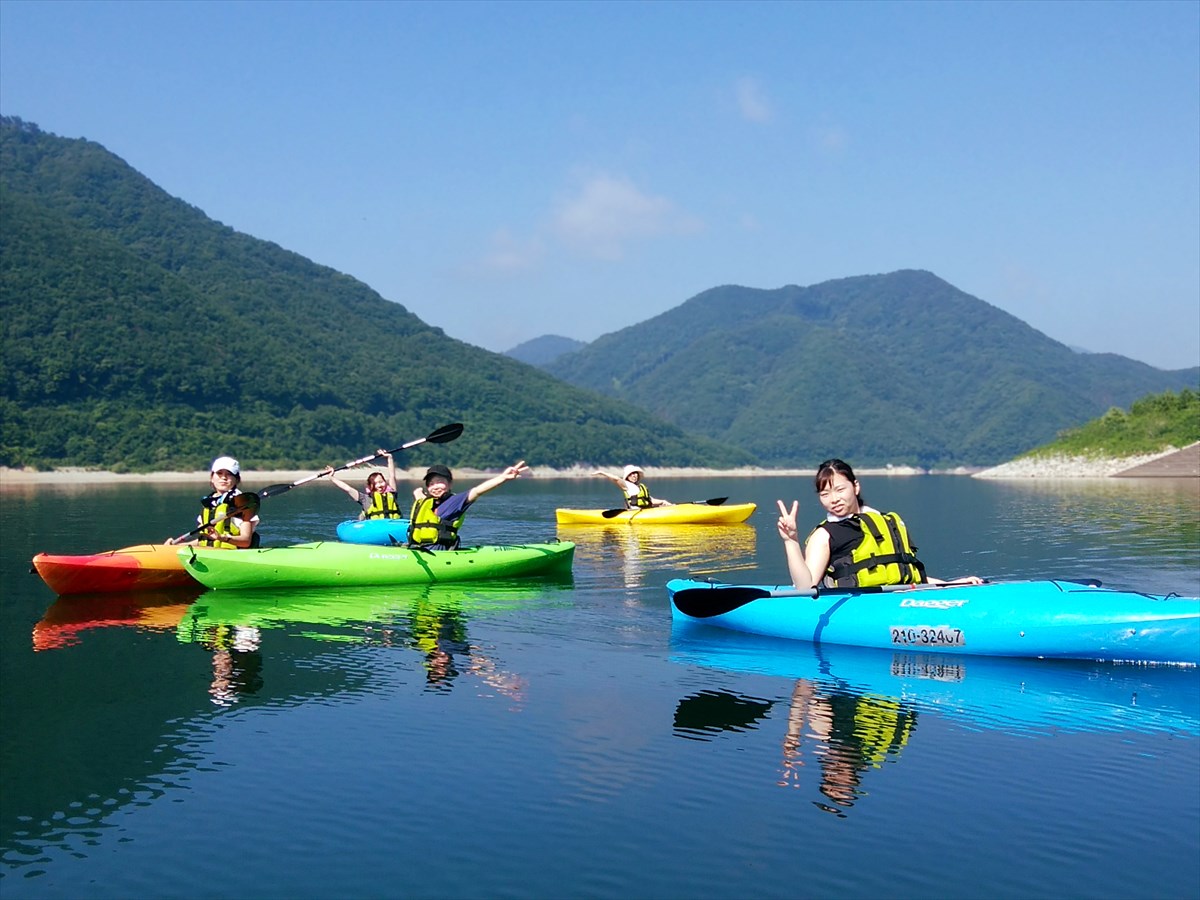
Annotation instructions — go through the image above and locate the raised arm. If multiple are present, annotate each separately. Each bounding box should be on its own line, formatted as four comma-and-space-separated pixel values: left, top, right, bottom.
378, 449, 398, 492
775, 499, 827, 591
593, 470, 625, 488
467, 460, 529, 502
323, 466, 361, 501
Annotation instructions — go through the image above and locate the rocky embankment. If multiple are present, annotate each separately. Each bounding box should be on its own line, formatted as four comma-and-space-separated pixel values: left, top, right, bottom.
974, 443, 1199, 479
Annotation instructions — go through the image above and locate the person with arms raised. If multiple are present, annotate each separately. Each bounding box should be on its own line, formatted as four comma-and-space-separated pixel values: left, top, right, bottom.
775, 458, 981, 591
407, 461, 529, 550
322, 449, 402, 520
594, 465, 673, 509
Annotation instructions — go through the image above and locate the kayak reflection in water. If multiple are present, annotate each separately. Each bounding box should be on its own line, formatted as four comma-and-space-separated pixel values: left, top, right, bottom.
779, 679, 916, 816
594, 465, 673, 509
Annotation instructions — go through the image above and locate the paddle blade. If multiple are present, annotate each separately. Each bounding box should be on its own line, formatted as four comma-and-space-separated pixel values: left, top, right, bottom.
601, 508, 630, 518
672, 585, 814, 618
693, 497, 728, 506
258, 483, 295, 499
231, 492, 260, 514
425, 422, 464, 444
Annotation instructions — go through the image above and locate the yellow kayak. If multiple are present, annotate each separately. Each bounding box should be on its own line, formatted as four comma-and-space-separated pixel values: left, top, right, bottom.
555, 502, 756, 525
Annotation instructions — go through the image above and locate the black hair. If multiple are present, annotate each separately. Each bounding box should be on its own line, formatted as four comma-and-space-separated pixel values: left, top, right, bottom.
814, 458, 864, 506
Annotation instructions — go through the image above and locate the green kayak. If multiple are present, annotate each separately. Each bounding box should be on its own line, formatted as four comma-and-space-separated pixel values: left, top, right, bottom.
179, 541, 575, 589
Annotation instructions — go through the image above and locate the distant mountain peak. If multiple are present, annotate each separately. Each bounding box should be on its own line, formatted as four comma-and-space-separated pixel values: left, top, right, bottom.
504, 334, 586, 366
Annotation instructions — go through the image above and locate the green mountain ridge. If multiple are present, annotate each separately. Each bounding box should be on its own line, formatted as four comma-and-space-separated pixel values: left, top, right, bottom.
545, 273, 1198, 467
2, 115, 1194, 472
0, 116, 752, 472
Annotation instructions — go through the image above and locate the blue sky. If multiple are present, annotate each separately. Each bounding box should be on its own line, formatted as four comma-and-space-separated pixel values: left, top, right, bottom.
2, 0, 1197, 370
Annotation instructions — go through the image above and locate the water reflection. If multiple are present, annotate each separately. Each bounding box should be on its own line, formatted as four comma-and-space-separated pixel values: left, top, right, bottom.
33, 587, 204, 651
177, 582, 568, 704
557, 523, 757, 586
671, 626, 1200, 739
779, 679, 916, 816
673, 689, 775, 740
972, 478, 1200, 593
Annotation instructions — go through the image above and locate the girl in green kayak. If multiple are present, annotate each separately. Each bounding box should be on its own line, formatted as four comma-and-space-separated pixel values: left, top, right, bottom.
407, 460, 529, 550
169, 455, 260, 548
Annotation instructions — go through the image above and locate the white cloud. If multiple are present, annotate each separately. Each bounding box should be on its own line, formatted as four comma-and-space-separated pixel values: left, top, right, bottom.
552, 173, 702, 260
736, 76, 773, 123
478, 228, 544, 274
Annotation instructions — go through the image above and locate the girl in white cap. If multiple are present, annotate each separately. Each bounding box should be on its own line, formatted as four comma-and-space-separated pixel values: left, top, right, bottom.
169, 456, 260, 548
593, 465, 673, 509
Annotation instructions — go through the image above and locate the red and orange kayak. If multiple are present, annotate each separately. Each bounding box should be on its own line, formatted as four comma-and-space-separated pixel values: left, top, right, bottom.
32, 544, 200, 595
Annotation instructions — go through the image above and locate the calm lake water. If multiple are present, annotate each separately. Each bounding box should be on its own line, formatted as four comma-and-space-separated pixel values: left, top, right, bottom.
2, 474, 1198, 899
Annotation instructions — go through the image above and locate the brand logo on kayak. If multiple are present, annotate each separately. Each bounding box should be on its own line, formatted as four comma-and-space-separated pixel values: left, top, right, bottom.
368, 553, 410, 560
899, 598, 969, 609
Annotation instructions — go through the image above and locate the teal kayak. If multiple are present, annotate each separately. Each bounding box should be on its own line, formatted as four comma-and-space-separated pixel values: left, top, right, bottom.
668, 578, 1200, 664
180, 541, 575, 589
335, 518, 409, 545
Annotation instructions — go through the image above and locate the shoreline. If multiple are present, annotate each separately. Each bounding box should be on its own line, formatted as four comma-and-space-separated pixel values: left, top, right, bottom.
0, 455, 1180, 486
4, 444, 1195, 487
0, 463, 940, 488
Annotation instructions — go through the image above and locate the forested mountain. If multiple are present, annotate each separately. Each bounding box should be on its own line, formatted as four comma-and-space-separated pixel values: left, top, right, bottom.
504, 335, 587, 366
4, 116, 1195, 472
0, 117, 753, 472
546, 273, 1199, 467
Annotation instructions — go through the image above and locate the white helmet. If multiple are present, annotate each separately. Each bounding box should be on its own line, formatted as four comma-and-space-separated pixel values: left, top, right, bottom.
210, 456, 240, 476
622, 464, 644, 479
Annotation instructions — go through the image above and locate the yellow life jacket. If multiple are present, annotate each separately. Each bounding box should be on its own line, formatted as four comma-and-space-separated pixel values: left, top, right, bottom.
365, 490, 402, 519
627, 482, 652, 509
822, 510, 926, 588
407, 495, 465, 548
200, 493, 252, 550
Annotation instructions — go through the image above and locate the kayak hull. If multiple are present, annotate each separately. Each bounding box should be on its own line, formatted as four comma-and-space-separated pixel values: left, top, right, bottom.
32, 544, 199, 595
180, 541, 576, 589
555, 503, 756, 525
335, 518, 410, 545
667, 578, 1200, 664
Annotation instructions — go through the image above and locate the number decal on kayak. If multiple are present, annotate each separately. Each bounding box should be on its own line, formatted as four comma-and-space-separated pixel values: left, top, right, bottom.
889, 625, 965, 647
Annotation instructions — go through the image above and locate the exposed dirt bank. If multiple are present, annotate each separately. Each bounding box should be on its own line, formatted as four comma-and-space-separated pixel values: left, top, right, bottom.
0, 463, 931, 488
973, 445, 1194, 479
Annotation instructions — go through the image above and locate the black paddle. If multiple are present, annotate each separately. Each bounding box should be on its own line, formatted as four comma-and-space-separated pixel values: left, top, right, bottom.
672, 580, 987, 618
600, 497, 729, 519
167, 492, 261, 545
259, 423, 464, 499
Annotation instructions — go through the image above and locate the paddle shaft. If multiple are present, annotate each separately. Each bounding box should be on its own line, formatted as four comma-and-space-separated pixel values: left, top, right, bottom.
672, 579, 986, 618
259, 422, 464, 499
601, 497, 729, 518
169, 492, 260, 544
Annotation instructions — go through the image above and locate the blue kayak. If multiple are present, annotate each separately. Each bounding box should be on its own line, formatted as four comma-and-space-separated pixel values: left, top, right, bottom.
336, 518, 409, 545
667, 578, 1200, 665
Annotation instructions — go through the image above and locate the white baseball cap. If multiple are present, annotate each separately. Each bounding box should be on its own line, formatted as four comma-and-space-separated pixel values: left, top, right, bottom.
623, 465, 645, 479
210, 456, 240, 475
